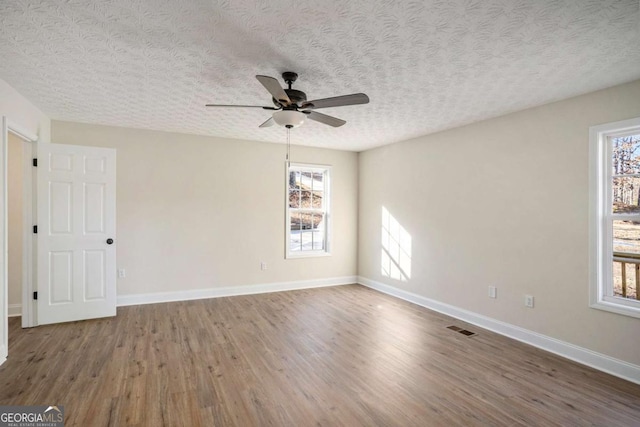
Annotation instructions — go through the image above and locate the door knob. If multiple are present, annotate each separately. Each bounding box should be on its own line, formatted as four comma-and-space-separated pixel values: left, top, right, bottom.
106, 238, 114, 245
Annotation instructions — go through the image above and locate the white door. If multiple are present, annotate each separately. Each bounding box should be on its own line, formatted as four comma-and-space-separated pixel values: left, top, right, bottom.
37, 143, 116, 325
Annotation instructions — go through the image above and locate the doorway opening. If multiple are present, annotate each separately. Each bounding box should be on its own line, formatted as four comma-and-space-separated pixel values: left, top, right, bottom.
1, 117, 37, 364
6, 126, 35, 329
8, 133, 27, 319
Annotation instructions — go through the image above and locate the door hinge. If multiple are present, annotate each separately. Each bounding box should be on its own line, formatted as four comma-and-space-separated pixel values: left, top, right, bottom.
33, 225, 37, 234
33, 292, 38, 300
32, 158, 37, 167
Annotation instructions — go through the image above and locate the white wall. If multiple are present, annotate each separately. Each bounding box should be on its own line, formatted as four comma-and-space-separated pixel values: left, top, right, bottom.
0, 78, 50, 143
51, 121, 359, 297
358, 79, 640, 366
7, 133, 23, 314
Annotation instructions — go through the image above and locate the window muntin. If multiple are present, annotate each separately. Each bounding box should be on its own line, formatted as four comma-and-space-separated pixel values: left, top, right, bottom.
286, 163, 330, 257
591, 118, 640, 317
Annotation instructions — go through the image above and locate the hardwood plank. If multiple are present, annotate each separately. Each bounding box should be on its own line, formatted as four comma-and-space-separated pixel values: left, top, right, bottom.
0, 285, 639, 426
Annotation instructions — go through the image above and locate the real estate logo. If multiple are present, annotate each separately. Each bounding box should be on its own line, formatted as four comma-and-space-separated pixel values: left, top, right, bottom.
0, 405, 64, 427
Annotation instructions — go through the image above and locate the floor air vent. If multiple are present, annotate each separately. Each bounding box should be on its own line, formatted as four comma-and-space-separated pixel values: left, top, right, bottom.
447, 325, 476, 337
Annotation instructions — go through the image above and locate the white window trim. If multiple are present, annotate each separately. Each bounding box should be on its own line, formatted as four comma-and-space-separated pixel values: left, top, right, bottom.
285, 162, 332, 259
589, 117, 640, 318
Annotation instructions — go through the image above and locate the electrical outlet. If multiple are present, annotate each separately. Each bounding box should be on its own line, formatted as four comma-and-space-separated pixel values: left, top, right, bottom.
260, 262, 267, 271
118, 268, 126, 279
488, 286, 497, 299
525, 295, 534, 308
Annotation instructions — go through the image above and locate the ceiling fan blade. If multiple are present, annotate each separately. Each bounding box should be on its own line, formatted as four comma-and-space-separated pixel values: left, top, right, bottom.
205, 104, 278, 110
259, 117, 275, 128
256, 75, 291, 105
304, 111, 346, 127
302, 93, 369, 110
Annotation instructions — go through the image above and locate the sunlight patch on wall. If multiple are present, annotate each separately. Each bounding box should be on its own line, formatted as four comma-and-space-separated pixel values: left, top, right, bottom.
381, 206, 412, 281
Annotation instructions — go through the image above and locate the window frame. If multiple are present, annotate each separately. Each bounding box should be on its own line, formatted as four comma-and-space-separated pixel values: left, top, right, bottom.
590, 117, 640, 318
285, 162, 332, 259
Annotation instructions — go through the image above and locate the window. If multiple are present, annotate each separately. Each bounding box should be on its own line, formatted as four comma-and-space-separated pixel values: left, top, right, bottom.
590, 117, 640, 318
286, 163, 331, 258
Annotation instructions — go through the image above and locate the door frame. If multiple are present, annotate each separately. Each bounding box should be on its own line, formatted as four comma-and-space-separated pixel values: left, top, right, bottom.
2, 117, 38, 349
20, 138, 36, 328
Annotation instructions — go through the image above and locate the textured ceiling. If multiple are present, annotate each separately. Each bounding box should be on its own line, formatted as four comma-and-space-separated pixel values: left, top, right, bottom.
0, 0, 639, 151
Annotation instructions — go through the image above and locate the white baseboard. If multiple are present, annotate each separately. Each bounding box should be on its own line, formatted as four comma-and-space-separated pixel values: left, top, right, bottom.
358, 276, 640, 386
8, 304, 21, 317
117, 276, 357, 307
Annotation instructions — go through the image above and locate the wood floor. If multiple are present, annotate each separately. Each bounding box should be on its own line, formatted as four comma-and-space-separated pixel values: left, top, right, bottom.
1, 285, 639, 426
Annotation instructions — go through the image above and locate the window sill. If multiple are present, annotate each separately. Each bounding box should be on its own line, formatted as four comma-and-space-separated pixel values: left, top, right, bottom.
590, 299, 640, 319
286, 251, 332, 259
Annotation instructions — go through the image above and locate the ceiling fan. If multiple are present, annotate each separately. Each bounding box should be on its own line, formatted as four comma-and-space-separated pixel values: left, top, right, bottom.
206, 72, 369, 128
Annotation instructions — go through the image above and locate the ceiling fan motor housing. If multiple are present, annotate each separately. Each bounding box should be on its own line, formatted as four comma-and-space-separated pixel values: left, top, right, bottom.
273, 89, 307, 108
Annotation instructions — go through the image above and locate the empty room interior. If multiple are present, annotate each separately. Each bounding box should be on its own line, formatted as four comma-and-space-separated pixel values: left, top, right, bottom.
1, 0, 640, 425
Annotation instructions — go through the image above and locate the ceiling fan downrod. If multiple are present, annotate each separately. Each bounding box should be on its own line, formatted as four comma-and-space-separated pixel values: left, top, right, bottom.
282, 71, 298, 90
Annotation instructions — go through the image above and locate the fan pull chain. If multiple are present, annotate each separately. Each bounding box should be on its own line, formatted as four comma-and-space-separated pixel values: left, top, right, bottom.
286, 126, 291, 166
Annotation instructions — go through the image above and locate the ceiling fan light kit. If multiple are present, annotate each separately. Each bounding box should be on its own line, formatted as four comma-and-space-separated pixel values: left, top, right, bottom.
206, 71, 369, 129
273, 110, 306, 128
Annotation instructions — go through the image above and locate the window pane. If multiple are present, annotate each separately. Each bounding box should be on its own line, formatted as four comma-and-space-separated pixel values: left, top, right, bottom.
300, 187, 312, 208
299, 212, 313, 230
312, 190, 323, 209
612, 261, 639, 300
289, 190, 300, 208
612, 177, 640, 213
300, 171, 313, 188
290, 232, 302, 251
300, 230, 314, 251
290, 212, 301, 231
289, 171, 298, 191
312, 215, 325, 250
613, 220, 640, 254
312, 172, 323, 191
312, 231, 325, 250
611, 134, 640, 175
296, 171, 312, 209
290, 212, 302, 251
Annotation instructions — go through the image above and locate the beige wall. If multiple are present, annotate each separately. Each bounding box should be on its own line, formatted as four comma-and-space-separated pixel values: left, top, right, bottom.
51, 121, 358, 296
7, 134, 23, 309
358, 79, 640, 366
